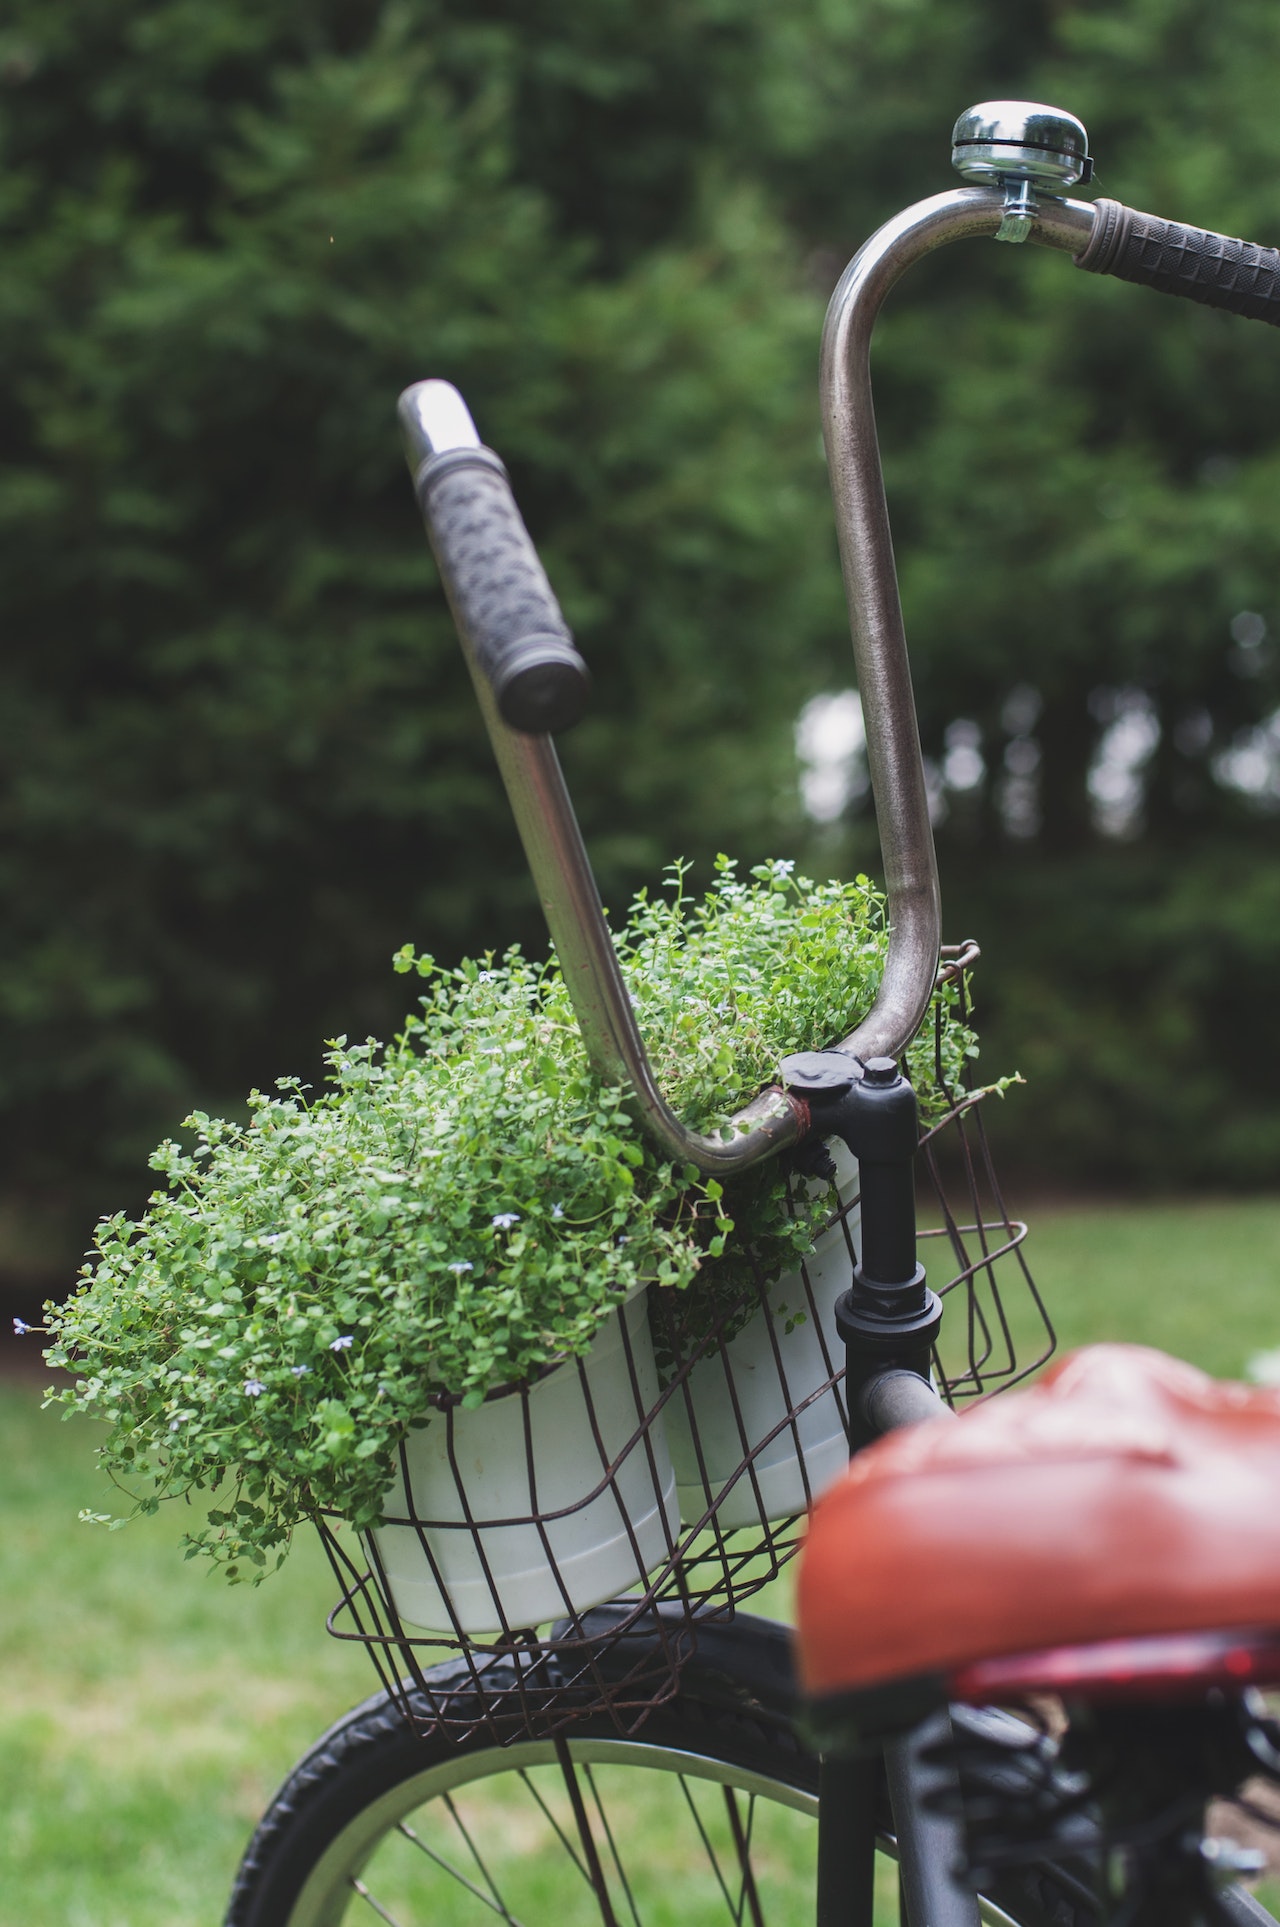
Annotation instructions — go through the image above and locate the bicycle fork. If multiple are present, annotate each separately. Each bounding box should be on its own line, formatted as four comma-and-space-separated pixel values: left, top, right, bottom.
781, 1048, 976, 1927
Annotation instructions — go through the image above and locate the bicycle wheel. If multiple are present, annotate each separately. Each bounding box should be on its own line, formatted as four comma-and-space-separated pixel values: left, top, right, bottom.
226, 1623, 1115, 1927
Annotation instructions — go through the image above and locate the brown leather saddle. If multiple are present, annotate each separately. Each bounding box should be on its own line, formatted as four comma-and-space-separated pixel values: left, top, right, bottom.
797, 1345, 1280, 1740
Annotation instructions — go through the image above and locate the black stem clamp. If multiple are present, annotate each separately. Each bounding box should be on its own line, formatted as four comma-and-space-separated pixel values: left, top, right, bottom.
780, 1050, 942, 1447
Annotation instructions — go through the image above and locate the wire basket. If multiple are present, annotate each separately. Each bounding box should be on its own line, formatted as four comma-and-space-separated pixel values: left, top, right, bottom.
317, 945, 1055, 1741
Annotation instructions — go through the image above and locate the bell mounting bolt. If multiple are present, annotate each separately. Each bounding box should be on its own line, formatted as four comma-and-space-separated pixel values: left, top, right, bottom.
951, 100, 1094, 242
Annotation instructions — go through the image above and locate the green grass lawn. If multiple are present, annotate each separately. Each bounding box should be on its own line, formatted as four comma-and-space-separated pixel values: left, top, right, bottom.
0, 1378, 372, 1925
3, 1193, 1279, 1922
1023, 1193, 1280, 1379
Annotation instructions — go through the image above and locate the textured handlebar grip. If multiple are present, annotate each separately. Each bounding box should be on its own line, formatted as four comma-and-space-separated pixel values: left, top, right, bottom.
417, 446, 591, 735
1076, 198, 1280, 327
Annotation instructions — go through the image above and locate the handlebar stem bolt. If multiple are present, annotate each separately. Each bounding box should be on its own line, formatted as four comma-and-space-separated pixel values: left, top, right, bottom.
779, 1050, 858, 1097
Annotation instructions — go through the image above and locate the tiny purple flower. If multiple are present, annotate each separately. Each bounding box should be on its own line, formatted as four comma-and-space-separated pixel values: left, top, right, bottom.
330, 1334, 354, 1352
448, 1261, 474, 1276
491, 1212, 520, 1231
551, 1203, 564, 1220
12, 1317, 31, 1336
244, 1379, 266, 1397
290, 1364, 311, 1378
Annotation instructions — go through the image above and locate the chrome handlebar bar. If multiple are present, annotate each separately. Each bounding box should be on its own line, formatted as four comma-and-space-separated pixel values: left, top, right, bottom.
401, 168, 1098, 1175
824, 184, 1095, 1064
400, 381, 804, 1176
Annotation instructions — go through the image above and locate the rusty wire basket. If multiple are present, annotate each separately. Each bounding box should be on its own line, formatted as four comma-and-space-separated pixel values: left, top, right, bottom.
316, 947, 1054, 1742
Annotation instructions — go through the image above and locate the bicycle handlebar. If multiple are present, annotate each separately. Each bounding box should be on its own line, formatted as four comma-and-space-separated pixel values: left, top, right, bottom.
400, 380, 806, 1176
400, 108, 1277, 1176
817, 184, 1095, 1063
401, 383, 592, 735
1076, 200, 1280, 326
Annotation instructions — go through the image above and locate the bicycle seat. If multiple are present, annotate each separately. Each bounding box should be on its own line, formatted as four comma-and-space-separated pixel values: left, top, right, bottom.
798, 1344, 1280, 1740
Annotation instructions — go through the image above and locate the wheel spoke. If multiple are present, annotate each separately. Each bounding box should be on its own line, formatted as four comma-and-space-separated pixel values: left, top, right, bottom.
582, 1763, 642, 1927
515, 1766, 590, 1885
554, 1736, 622, 1927
351, 1874, 408, 1924
723, 1788, 764, 1927
441, 1792, 521, 1923
394, 1820, 525, 1924
677, 1773, 741, 1920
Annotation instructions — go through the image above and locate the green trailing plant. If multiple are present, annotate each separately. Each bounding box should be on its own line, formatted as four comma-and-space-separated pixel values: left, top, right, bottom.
46, 859, 989, 1578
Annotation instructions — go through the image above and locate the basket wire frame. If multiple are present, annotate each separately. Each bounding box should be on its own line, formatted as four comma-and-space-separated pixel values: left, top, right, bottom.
317, 949, 1055, 1740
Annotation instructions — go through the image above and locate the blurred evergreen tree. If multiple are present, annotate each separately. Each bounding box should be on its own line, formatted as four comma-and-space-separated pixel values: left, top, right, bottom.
0, 0, 857, 1254
861, 1, 1280, 1187
3, 0, 1280, 1279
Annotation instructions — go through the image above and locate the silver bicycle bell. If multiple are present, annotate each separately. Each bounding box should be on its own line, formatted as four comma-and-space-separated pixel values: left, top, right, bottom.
951, 101, 1092, 241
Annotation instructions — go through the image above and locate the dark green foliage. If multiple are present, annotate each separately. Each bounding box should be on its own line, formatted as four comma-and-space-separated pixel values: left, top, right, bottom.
0, 0, 850, 1249
4, 0, 1280, 1264
854, 3, 1280, 1185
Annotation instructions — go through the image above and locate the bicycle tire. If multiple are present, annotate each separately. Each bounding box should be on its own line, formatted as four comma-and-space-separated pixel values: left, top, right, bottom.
225, 1624, 1126, 1927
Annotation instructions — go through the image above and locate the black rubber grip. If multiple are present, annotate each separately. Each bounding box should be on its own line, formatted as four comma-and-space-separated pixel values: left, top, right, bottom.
416, 445, 590, 734
1076, 198, 1280, 327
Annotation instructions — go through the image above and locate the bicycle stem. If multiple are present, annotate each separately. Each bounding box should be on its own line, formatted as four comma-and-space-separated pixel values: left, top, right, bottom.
403, 180, 1095, 1175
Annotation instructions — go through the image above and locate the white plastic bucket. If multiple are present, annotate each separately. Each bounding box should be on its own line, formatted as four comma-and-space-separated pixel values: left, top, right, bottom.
665, 1138, 859, 1529
370, 1286, 678, 1635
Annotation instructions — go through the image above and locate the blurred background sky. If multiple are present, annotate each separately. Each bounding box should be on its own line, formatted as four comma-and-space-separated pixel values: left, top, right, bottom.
4, 0, 1280, 1330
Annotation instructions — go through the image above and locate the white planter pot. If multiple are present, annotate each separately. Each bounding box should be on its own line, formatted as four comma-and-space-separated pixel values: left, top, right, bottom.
370, 1286, 678, 1636
665, 1138, 859, 1529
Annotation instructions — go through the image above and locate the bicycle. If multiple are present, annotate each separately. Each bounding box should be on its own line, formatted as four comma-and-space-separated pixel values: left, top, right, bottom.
225, 101, 1280, 1927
